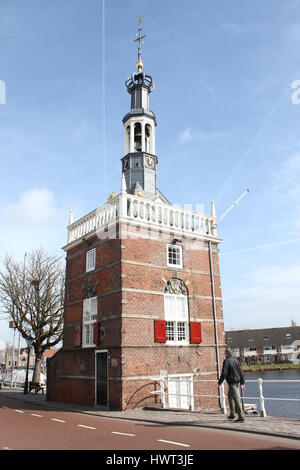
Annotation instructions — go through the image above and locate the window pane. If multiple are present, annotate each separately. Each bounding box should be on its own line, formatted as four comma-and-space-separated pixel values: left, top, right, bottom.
83, 324, 94, 346
86, 249, 96, 271
177, 322, 186, 341
164, 294, 188, 322
166, 321, 175, 341
91, 297, 98, 320
167, 246, 182, 267
83, 299, 90, 323
84, 325, 89, 345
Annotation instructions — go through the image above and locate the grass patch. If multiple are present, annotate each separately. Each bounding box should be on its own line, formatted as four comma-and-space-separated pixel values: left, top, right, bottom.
242, 363, 300, 372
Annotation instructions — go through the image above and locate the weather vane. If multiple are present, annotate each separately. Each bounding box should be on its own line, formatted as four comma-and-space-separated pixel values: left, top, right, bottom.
134, 16, 146, 72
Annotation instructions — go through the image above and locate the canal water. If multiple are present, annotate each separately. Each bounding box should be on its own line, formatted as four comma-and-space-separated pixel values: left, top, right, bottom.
243, 369, 300, 418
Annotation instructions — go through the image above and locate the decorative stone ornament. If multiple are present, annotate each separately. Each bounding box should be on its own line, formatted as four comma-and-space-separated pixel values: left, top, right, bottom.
164, 278, 187, 295
122, 158, 130, 172
99, 327, 105, 342
81, 277, 98, 299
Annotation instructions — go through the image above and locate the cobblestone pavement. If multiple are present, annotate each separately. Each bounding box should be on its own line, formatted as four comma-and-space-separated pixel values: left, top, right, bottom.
1, 388, 299, 441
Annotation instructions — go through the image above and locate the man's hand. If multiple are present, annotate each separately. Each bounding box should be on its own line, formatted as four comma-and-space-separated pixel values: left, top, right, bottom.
241, 384, 246, 392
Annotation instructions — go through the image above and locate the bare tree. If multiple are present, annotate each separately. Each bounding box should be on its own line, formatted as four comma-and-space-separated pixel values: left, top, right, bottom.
0, 249, 65, 383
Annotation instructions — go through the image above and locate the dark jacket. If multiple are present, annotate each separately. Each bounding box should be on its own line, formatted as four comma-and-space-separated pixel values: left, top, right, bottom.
218, 355, 245, 386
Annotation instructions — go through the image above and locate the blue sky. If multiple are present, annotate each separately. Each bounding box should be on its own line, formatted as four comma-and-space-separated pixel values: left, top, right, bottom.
1, 0, 300, 345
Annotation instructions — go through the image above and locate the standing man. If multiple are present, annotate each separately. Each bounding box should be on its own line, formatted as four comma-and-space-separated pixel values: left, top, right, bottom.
218, 349, 245, 422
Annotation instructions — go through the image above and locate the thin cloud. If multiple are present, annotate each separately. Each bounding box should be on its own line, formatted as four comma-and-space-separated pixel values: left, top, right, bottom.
2, 188, 59, 226
0, 188, 67, 261
216, 86, 288, 204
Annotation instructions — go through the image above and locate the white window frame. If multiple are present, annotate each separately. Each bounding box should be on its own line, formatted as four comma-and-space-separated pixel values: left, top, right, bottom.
164, 293, 189, 345
167, 374, 194, 410
86, 248, 96, 272
167, 244, 183, 269
82, 297, 98, 348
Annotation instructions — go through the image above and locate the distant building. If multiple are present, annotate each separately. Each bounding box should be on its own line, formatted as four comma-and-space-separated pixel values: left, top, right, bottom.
4, 348, 23, 371
3, 347, 57, 373
225, 326, 300, 365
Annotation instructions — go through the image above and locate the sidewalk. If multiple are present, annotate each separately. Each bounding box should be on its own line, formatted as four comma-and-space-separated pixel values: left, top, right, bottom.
1, 388, 300, 441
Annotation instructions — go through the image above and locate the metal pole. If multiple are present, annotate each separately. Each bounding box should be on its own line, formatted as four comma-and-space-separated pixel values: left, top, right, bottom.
10, 327, 16, 388
217, 189, 250, 224
208, 189, 250, 414
208, 239, 223, 412
17, 331, 21, 368
240, 383, 245, 414
24, 347, 30, 395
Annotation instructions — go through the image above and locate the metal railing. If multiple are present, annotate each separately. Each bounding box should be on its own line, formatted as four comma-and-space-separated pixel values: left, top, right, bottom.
240, 379, 300, 417
149, 377, 300, 417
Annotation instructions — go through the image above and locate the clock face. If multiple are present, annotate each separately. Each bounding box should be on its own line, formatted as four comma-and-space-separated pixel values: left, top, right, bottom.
122, 158, 130, 171
145, 155, 155, 169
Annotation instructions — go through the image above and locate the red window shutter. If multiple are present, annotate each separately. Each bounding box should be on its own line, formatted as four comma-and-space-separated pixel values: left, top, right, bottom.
74, 326, 81, 347
93, 322, 100, 346
154, 320, 166, 343
190, 322, 202, 344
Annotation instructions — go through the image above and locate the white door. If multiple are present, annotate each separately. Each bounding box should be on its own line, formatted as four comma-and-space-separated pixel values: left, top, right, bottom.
180, 377, 191, 410
168, 376, 193, 410
168, 378, 178, 408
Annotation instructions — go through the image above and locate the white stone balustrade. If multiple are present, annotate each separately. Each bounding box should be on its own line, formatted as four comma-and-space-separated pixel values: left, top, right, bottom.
66, 193, 218, 246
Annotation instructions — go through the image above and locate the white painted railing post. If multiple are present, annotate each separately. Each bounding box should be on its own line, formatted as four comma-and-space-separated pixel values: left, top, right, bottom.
257, 378, 267, 417
119, 193, 127, 220
219, 384, 227, 414
160, 376, 166, 409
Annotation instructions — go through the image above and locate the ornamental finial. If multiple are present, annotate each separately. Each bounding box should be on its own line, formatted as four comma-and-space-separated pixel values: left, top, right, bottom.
68, 208, 74, 226
134, 16, 146, 72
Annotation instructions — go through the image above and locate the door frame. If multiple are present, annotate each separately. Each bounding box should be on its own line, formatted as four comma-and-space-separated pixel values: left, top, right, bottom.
95, 350, 109, 408
167, 373, 194, 411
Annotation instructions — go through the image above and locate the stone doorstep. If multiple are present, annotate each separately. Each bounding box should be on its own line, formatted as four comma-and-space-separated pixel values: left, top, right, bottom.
1, 389, 300, 442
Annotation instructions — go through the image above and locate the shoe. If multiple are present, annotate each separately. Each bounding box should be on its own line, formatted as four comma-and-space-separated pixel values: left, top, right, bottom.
227, 415, 235, 420
234, 417, 245, 422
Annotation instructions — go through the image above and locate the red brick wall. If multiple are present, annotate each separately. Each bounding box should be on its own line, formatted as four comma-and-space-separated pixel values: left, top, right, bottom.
119, 232, 225, 411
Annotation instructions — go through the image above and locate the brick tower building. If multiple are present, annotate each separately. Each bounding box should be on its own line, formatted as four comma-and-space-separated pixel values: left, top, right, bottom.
47, 20, 225, 411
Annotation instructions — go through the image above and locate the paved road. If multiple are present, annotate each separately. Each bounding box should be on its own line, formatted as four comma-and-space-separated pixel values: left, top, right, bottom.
0, 396, 299, 450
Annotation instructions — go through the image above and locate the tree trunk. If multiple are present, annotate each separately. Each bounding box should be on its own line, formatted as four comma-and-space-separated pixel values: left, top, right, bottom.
32, 352, 42, 383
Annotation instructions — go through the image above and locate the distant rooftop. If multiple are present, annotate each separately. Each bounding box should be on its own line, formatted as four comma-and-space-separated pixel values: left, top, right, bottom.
225, 326, 300, 348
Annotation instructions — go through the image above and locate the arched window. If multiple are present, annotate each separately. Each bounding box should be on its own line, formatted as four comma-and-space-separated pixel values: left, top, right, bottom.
164, 279, 189, 344
145, 124, 151, 153
126, 126, 130, 154
134, 123, 142, 152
